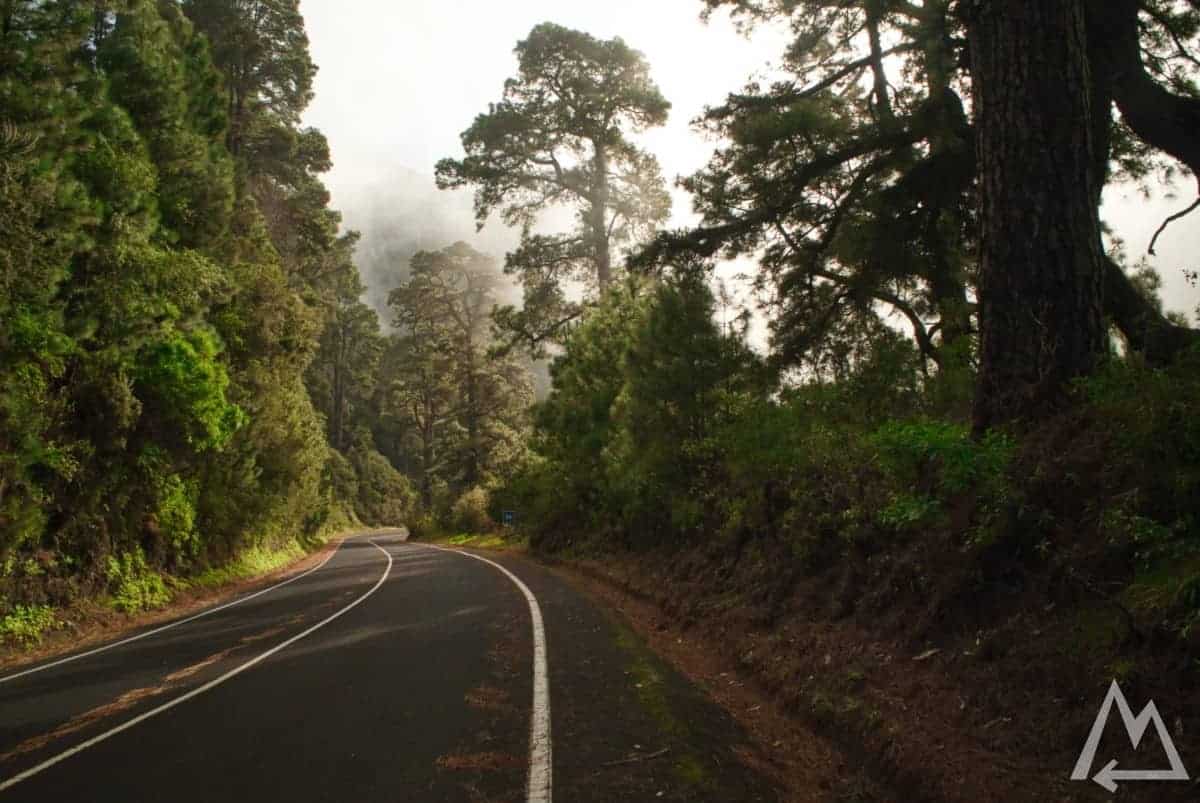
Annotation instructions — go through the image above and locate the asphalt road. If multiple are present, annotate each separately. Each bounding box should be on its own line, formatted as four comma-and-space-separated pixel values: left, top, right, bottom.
0, 532, 780, 802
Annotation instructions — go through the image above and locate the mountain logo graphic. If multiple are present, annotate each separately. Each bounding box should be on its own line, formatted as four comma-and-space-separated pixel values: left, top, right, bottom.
1071, 680, 1190, 792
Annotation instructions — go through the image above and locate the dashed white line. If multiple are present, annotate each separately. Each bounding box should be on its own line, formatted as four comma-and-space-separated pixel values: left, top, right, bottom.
0, 535, 357, 686
425, 545, 552, 803
0, 539, 396, 793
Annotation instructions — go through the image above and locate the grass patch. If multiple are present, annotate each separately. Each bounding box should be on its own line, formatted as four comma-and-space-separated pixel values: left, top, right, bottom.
190, 540, 307, 589
614, 623, 681, 737
674, 753, 709, 786
430, 531, 527, 551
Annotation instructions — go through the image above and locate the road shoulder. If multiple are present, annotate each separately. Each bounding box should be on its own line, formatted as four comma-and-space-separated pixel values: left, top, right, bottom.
0, 528, 401, 676
432, 542, 788, 802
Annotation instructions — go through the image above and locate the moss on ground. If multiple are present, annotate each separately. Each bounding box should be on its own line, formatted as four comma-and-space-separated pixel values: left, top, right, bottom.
610, 620, 714, 792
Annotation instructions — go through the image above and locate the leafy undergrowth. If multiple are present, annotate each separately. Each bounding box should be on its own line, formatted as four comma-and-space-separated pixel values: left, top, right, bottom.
106, 549, 172, 614
513, 347, 1200, 803
0, 527, 358, 663
0, 604, 61, 647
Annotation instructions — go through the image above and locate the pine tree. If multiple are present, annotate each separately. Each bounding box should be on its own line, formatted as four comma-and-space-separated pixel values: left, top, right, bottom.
437, 23, 672, 354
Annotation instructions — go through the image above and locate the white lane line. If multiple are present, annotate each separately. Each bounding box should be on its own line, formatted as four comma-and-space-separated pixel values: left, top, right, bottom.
424, 545, 552, 803
0, 539, 396, 793
0, 536, 357, 686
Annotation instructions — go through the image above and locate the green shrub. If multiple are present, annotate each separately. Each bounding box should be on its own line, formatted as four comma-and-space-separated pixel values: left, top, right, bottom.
488, 454, 583, 550
350, 447, 415, 526
407, 511, 441, 541
451, 486, 494, 534
107, 548, 170, 613
1081, 349, 1200, 628
135, 328, 246, 451
0, 604, 59, 646
872, 421, 1014, 495
156, 472, 200, 561
879, 493, 941, 531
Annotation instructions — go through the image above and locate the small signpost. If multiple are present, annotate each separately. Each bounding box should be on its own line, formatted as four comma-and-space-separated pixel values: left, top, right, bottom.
502, 510, 516, 526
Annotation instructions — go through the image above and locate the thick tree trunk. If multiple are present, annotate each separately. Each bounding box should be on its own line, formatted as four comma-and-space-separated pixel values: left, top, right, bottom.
421, 407, 434, 510
591, 145, 612, 288
463, 359, 480, 487
331, 358, 344, 450
968, 0, 1108, 431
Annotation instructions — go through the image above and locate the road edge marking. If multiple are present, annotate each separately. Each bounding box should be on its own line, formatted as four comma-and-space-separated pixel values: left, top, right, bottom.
0, 534, 359, 686
0, 540, 396, 793
424, 545, 552, 803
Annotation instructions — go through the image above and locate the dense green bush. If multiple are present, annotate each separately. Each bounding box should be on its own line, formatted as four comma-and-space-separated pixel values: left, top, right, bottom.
0, 604, 60, 646
871, 420, 1014, 534
1078, 347, 1200, 626
107, 549, 170, 613
136, 329, 246, 451
351, 447, 416, 526
489, 455, 579, 550
451, 486, 494, 533
406, 512, 441, 541
153, 472, 201, 562
506, 275, 1015, 568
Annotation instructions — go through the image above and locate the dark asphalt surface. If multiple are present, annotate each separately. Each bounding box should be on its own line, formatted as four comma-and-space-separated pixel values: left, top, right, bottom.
0, 532, 780, 802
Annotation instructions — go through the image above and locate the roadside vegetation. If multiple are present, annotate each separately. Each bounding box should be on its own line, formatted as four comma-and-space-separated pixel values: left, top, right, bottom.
440, 4, 1200, 800
0, 1, 527, 643
3, 2, 1200, 799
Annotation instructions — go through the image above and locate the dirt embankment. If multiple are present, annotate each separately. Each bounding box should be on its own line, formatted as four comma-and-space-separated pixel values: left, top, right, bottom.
544, 536, 1199, 803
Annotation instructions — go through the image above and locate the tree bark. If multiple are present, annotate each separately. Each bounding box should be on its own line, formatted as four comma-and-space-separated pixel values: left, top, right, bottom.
331, 354, 344, 450
591, 145, 612, 288
463, 353, 480, 487
421, 394, 435, 510
968, 0, 1108, 431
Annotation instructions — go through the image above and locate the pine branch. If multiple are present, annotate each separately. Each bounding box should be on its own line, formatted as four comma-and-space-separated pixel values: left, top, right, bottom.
1147, 194, 1200, 255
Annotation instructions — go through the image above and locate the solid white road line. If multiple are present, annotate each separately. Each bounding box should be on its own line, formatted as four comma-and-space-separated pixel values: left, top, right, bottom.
0, 536, 356, 686
0, 540, 396, 793
424, 545, 552, 803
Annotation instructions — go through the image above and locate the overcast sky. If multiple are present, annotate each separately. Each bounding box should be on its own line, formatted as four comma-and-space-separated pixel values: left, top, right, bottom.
300, 0, 1199, 321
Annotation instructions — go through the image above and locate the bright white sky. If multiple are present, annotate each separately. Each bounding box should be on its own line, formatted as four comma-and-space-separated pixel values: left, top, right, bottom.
300, 0, 1200, 322
300, 0, 790, 227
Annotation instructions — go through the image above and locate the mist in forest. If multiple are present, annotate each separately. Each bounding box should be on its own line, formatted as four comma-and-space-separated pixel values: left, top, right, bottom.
325, 168, 513, 324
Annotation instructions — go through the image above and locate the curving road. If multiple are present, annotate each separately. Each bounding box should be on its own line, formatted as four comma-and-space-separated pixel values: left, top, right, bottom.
0, 532, 779, 802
